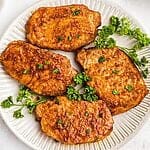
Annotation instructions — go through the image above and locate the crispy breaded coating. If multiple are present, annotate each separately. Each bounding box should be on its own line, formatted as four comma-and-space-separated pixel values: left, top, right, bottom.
76, 47, 148, 115
26, 4, 101, 51
0, 41, 77, 96
36, 96, 113, 144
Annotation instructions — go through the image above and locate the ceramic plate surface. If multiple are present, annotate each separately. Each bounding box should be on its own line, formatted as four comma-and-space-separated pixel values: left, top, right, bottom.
0, 0, 150, 150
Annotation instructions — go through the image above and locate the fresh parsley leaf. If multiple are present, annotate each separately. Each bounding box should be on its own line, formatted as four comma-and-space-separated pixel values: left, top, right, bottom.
116, 17, 131, 35
142, 68, 149, 78
25, 98, 36, 114
82, 86, 98, 102
66, 86, 81, 100
110, 16, 120, 29
73, 72, 90, 85
0, 96, 13, 108
98, 25, 116, 38
95, 37, 116, 49
17, 86, 31, 102
13, 108, 24, 119
140, 56, 149, 67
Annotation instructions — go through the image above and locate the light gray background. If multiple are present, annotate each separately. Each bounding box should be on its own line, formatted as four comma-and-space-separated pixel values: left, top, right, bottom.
0, 0, 150, 150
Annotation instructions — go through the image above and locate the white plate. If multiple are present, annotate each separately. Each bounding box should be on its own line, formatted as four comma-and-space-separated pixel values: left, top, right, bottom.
0, 0, 150, 150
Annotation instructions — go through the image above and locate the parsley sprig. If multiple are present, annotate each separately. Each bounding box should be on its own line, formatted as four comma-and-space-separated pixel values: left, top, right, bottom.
94, 16, 150, 78
67, 72, 98, 102
0, 85, 46, 119
73, 72, 91, 85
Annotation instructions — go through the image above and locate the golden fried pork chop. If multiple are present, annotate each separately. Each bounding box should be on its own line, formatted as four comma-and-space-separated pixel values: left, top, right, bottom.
0, 41, 77, 96
26, 4, 101, 52
36, 96, 113, 144
76, 47, 148, 115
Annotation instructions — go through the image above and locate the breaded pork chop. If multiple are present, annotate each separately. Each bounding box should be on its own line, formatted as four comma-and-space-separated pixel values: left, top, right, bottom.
76, 47, 148, 115
0, 41, 77, 96
36, 96, 113, 144
26, 4, 101, 52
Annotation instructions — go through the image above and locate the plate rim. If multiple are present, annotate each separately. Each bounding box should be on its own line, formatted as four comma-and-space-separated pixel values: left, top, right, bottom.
0, 0, 149, 150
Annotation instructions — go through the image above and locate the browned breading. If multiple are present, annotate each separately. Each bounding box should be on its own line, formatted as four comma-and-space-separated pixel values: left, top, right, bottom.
76, 47, 148, 115
25, 4, 101, 52
0, 41, 77, 96
36, 96, 113, 144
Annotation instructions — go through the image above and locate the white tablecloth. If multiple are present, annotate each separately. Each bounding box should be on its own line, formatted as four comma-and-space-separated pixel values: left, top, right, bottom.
0, 0, 150, 150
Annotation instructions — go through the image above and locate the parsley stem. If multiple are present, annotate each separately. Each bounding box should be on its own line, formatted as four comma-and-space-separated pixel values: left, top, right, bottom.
14, 104, 25, 106
0, 103, 25, 107
36, 99, 47, 105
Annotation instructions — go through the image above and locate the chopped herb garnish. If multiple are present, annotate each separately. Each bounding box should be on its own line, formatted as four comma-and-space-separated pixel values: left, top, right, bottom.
124, 85, 134, 92
0, 85, 47, 119
112, 69, 120, 74
72, 9, 81, 16
45, 61, 50, 65
67, 36, 72, 41
37, 63, 44, 69
56, 119, 63, 125
53, 68, 60, 74
22, 69, 30, 74
73, 72, 90, 85
112, 89, 120, 95
85, 128, 90, 134
57, 36, 63, 42
98, 56, 106, 63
